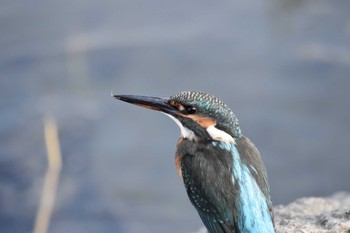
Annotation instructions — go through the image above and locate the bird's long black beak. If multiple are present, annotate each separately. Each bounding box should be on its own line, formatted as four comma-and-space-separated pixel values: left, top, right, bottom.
113, 94, 178, 115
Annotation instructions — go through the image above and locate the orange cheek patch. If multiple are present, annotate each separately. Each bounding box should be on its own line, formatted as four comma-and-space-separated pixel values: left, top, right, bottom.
184, 115, 216, 128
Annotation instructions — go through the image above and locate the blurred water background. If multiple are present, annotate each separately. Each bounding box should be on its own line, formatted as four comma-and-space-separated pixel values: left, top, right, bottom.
1, 0, 350, 232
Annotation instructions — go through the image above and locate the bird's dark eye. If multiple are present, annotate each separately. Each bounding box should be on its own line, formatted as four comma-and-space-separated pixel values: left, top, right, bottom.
186, 106, 197, 114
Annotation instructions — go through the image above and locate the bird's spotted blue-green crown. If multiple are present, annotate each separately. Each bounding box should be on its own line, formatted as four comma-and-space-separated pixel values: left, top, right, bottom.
170, 91, 241, 138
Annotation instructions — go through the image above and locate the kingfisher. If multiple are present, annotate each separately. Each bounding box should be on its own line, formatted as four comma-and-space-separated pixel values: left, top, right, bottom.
113, 91, 275, 233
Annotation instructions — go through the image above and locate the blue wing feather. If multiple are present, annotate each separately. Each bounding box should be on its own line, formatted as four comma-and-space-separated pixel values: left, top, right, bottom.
176, 137, 274, 233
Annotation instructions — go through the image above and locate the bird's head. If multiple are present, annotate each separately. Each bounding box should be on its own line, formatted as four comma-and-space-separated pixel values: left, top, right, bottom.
114, 91, 241, 143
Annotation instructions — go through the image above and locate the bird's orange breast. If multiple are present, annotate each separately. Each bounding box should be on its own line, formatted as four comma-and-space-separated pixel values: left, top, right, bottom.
175, 155, 182, 180
175, 137, 184, 181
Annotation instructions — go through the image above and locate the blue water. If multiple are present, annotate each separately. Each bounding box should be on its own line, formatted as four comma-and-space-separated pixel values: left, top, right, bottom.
1, 0, 350, 232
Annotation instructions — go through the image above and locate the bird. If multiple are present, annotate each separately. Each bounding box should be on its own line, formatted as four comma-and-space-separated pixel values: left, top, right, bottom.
113, 91, 275, 233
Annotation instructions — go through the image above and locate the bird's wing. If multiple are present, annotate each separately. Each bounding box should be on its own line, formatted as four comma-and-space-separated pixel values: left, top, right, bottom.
196, 210, 237, 233
236, 136, 274, 222
180, 146, 238, 233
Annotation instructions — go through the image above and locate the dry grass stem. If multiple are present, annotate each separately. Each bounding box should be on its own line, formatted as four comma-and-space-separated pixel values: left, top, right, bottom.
33, 117, 62, 233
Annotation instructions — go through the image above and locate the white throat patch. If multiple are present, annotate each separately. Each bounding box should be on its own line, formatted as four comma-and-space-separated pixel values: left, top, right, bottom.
164, 113, 234, 143
165, 114, 196, 140
206, 125, 235, 144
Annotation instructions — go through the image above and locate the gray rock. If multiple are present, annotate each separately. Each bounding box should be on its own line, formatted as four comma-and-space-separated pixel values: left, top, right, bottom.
194, 192, 350, 233
274, 192, 350, 233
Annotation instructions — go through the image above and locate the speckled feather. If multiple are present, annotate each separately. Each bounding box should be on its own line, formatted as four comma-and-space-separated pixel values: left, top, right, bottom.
171, 91, 274, 233
176, 137, 274, 233
178, 138, 237, 233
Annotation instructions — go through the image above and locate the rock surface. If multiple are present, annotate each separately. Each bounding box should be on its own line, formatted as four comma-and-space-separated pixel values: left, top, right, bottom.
194, 192, 350, 233
275, 192, 350, 233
